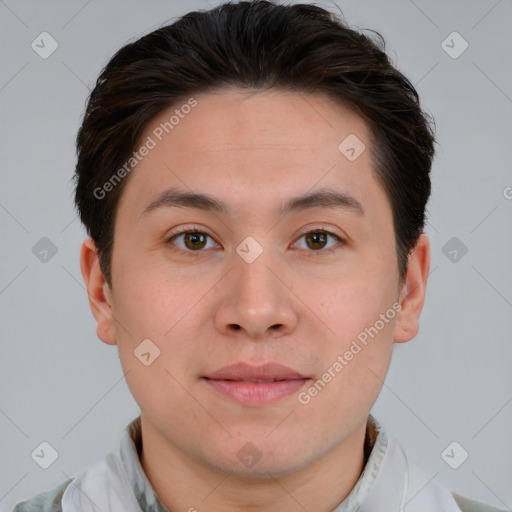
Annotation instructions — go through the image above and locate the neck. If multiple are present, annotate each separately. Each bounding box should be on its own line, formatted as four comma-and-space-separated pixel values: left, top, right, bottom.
139, 416, 369, 512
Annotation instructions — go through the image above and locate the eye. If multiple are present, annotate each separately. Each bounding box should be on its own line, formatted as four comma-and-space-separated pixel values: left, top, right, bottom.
166, 228, 218, 253
293, 229, 343, 253
165, 227, 344, 255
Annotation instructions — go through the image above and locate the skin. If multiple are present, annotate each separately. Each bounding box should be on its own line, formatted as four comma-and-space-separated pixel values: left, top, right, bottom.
80, 89, 430, 512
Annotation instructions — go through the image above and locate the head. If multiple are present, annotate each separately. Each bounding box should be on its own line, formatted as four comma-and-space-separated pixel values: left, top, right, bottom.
78, 0, 434, 479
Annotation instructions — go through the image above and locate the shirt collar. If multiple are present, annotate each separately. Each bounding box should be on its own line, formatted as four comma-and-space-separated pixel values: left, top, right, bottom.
119, 414, 388, 512
119, 417, 169, 512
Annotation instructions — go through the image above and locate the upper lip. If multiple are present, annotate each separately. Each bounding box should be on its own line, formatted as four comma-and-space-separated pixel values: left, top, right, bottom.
204, 362, 308, 381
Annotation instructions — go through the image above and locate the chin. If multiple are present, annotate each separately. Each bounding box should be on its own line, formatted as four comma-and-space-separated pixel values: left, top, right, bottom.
216, 458, 305, 481
200, 440, 317, 480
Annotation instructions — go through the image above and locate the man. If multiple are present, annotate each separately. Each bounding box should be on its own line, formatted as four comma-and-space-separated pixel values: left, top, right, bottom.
11, 1, 504, 511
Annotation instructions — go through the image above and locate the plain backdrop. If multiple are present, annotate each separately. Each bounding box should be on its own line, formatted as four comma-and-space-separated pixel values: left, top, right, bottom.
1, 0, 511, 510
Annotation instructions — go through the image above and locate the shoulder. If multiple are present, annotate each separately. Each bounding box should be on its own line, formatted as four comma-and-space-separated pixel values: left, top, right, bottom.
11, 479, 72, 512
452, 492, 508, 512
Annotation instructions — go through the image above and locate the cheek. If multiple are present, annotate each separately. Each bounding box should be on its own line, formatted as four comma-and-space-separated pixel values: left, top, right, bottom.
305, 272, 398, 396
316, 274, 397, 341
111, 265, 206, 386
299, 314, 395, 426
112, 264, 189, 334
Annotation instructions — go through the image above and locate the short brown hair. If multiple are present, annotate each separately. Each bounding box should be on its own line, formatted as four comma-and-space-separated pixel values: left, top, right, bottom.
74, 0, 436, 287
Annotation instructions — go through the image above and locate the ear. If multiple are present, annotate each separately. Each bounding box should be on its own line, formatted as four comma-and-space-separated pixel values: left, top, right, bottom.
393, 233, 430, 343
80, 237, 117, 345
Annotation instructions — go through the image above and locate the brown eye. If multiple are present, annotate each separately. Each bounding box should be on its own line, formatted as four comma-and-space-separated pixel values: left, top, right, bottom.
167, 230, 217, 252
305, 231, 328, 250
182, 231, 208, 250
295, 230, 343, 252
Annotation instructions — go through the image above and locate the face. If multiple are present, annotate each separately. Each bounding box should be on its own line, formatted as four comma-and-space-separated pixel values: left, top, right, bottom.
82, 89, 428, 479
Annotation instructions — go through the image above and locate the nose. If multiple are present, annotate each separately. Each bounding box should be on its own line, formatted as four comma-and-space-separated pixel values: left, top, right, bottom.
213, 251, 299, 341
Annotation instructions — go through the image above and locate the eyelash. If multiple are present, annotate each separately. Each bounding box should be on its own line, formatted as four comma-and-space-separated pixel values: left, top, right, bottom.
165, 225, 344, 257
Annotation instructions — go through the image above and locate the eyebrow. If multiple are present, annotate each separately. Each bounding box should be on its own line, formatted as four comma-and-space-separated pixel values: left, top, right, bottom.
141, 185, 364, 218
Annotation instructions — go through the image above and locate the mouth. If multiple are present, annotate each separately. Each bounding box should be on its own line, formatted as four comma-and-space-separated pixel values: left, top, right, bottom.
220, 378, 289, 383
202, 362, 310, 406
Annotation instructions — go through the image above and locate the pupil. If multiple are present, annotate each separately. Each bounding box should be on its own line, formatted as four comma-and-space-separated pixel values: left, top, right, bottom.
185, 232, 205, 249
307, 232, 326, 249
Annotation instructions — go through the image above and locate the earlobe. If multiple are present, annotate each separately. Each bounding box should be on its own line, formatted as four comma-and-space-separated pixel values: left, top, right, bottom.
393, 234, 430, 344
80, 238, 117, 346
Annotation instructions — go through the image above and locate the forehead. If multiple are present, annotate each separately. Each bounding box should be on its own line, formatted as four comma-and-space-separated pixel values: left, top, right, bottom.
116, 89, 391, 226
161, 88, 370, 155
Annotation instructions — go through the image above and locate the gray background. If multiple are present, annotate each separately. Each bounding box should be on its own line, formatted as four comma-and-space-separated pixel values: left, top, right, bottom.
1, 0, 511, 510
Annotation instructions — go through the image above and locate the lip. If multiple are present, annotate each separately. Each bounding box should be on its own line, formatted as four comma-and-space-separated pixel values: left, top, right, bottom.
202, 362, 310, 406
204, 362, 307, 381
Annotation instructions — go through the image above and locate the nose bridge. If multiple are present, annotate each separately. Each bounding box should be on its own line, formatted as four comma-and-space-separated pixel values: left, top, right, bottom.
243, 251, 298, 308
234, 243, 284, 314
214, 240, 298, 338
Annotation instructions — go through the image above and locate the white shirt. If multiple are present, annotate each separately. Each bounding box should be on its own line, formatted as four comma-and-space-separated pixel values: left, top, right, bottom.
59, 414, 461, 511
11, 415, 503, 511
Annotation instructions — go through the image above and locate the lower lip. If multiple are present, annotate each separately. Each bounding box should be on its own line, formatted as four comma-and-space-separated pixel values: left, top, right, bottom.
203, 378, 309, 406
